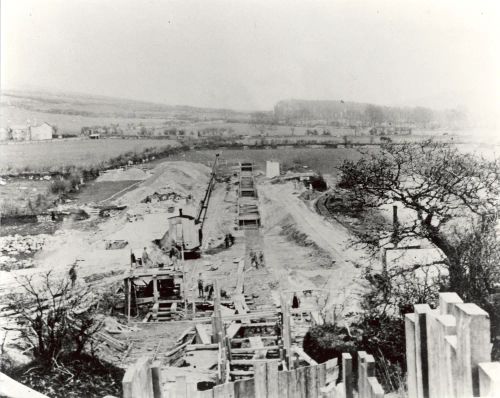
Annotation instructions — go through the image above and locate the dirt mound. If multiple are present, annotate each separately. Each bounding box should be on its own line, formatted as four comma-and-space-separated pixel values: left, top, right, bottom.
117, 161, 210, 205
97, 167, 149, 182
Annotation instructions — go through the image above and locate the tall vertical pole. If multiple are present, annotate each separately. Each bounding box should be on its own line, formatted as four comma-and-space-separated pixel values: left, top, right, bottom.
392, 205, 399, 246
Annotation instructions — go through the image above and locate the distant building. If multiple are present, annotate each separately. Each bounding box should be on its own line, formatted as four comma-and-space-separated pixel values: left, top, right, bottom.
30, 122, 54, 140
5, 122, 54, 141
10, 125, 30, 141
266, 161, 280, 178
0, 127, 10, 141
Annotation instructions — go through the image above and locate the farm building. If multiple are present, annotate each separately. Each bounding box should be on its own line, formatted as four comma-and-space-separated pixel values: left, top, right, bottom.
3, 123, 54, 141
10, 125, 30, 141
30, 122, 54, 140
0, 127, 10, 141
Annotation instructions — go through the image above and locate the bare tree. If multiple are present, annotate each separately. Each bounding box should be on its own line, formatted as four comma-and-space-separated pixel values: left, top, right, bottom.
6, 271, 102, 365
338, 140, 500, 307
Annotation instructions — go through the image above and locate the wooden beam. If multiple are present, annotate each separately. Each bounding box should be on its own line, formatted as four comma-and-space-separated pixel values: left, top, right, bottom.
230, 336, 278, 343
235, 259, 245, 294
220, 311, 277, 322
293, 347, 318, 366
230, 359, 280, 366
186, 343, 219, 351
195, 324, 212, 345
231, 345, 279, 354
226, 322, 241, 339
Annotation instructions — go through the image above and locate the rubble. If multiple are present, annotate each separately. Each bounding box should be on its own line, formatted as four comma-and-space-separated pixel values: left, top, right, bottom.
0, 234, 47, 271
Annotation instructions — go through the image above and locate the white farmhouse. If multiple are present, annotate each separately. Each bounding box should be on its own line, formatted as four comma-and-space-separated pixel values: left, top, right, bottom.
29, 123, 54, 140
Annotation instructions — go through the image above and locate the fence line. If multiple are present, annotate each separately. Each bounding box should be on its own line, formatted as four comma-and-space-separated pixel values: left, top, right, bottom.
405, 292, 500, 398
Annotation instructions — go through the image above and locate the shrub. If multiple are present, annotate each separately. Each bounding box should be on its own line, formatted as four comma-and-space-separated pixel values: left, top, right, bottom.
6, 271, 103, 365
5, 353, 124, 398
303, 324, 357, 364
50, 179, 70, 194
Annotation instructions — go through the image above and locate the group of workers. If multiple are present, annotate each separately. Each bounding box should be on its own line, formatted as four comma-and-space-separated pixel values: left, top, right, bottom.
249, 250, 265, 268
130, 247, 152, 268
130, 246, 184, 270
197, 273, 214, 300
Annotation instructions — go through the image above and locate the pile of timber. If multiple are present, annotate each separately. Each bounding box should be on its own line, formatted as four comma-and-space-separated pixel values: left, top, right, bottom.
163, 326, 197, 365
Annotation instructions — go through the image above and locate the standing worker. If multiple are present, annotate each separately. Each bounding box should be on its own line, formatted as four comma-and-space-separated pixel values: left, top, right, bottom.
169, 246, 179, 270
69, 262, 78, 288
130, 249, 136, 269
142, 247, 151, 268
259, 251, 264, 267
250, 250, 257, 268
198, 273, 204, 299
292, 293, 300, 309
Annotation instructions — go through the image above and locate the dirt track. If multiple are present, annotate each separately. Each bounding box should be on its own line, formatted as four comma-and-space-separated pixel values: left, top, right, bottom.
259, 181, 365, 312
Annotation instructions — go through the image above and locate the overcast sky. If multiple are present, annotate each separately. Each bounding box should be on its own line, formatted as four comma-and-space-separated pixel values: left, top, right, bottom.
1, 0, 499, 116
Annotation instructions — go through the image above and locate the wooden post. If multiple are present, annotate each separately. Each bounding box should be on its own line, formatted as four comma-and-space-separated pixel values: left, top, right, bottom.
304, 365, 316, 397
266, 361, 279, 397
151, 361, 163, 398
316, 362, 327, 394
152, 275, 158, 303
278, 369, 289, 398
405, 313, 418, 398
297, 366, 307, 398
367, 377, 384, 398
175, 375, 187, 398
357, 351, 367, 398
392, 205, 399, 245
280, 293, 293, 369
414, 304, 432, 398
453, 303, 490, 398
478, 362, 500, 398
212, 280, 222, 343
342, 353, 353, 398
380, 248, 387, 274
125, 277, 131, 322
425, 309, 440, 398
288, 368, 299, 398
254, 362, 267, 398
225, 336, 232, 361
445, 336, 458, 398
364, 355, 375, 398
439, 292, 463, 315
123, 357, 154, 398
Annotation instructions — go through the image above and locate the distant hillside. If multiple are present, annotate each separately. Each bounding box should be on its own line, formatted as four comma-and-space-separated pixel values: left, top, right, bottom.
0, 89, 251, 134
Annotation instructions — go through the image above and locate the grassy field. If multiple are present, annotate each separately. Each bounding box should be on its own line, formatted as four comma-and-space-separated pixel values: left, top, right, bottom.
0, 138, 179, 174
72, 180, 140, 204
168, 147, 365, 175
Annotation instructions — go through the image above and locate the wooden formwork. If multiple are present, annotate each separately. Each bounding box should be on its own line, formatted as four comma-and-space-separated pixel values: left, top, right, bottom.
237, 162, 260, 229
123, 268, 188, 323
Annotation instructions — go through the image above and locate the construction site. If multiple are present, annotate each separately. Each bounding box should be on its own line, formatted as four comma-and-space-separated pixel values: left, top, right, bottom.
1, 151, 499, 398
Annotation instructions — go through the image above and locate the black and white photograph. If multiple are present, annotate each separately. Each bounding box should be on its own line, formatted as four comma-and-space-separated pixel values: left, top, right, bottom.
0, 1, 499, 397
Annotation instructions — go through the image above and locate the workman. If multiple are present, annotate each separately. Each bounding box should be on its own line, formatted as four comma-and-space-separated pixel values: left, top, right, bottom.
142, 247, 151, 267
198, 273, 204, 298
